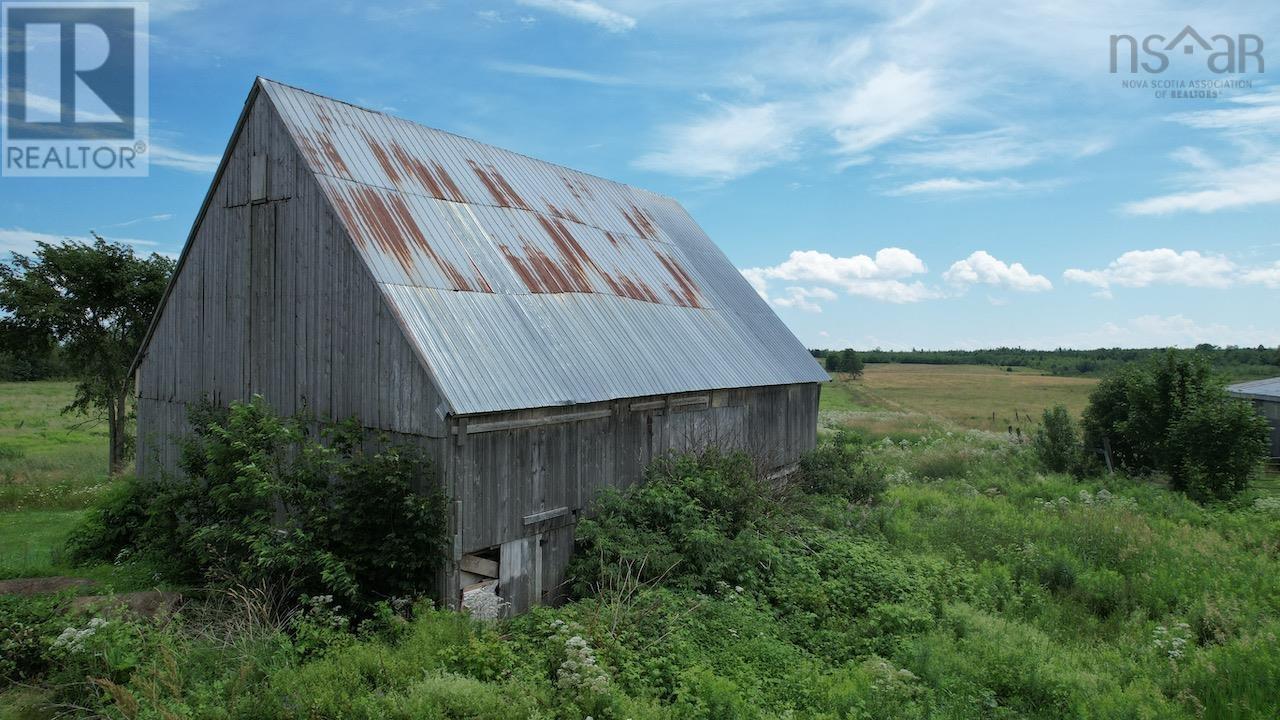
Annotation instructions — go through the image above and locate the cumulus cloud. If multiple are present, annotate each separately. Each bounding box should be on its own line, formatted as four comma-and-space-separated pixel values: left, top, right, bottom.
635, 103, 795, 180
516, 0, 635, 32
1062, 249, 1236, 292
772, 286, 838, 313
1051, 315, 1280, 349
944, 251, 1051, 292
1243, 261, 1280, 288
741, 248, 938, 307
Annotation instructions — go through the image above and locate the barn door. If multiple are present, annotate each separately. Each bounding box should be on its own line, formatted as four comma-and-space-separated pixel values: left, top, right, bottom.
498, 523, 575, 614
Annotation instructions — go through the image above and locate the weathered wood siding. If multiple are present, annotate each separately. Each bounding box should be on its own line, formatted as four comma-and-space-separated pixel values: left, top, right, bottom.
1253, 399, 1280, 459
136, 88, 449, 480
134, 86, 823, 615
449, 382, 820, 607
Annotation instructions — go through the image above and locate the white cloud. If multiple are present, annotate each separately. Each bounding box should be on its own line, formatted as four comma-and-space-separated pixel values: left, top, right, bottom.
1121, 155, 1280, 215
104, 213, 173, 228
742, 248, 938, 305
1124, 91, 1280, 215
1243, 261, 1280, 288
826, 64, 943, 158
1063, 249, 1236, 291
516, 0, 635, 32
149, 144, 220, 173
488, 62, 628, 85
888, 177, 1026, 196
635, 103, 795, 180
0, 228, 162, 257
944, 251, 1051, 292
891, 128, 1110, 172
772, 286, 838, 313
1043, 315, 1280, 350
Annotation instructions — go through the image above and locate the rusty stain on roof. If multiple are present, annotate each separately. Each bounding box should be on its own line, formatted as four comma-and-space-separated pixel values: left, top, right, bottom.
468, 160, 530, 210
256, 78, 829, 415
331, 184, 478, 292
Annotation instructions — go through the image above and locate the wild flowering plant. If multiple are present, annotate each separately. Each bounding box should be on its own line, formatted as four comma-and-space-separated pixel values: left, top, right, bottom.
51, 617, 109, 654
1152, 622, 1192, 662
549, 619, 610, 697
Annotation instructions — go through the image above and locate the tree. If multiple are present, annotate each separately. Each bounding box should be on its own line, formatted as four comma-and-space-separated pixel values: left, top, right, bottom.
1081, 350, 1269, 502
1032, 405, 1082, 474
826, 348, 864, 378
0, 234, 175, 474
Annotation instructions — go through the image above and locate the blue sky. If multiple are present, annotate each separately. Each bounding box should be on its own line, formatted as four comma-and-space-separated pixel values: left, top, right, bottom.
2, 0, 1279, 350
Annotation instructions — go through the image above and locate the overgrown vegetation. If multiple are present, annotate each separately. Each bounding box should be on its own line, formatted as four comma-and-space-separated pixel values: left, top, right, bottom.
6, 430, 1280, 718
1082, 351, 1269, 502
66, 397, 449, 612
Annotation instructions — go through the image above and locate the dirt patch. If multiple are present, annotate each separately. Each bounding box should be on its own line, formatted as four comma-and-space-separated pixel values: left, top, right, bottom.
0, 576, 99, 596
72, 591, 183, 619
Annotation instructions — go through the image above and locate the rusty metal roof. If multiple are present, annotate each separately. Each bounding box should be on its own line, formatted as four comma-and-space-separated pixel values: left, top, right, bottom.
260, 78, 827, 415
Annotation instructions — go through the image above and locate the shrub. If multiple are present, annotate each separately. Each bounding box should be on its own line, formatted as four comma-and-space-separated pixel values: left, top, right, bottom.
66, 397, 449, 613
1167, 393, 1270, 502
799, 430, 886, 501
63, 475, 153, 564
1032, 405, 1082, 475
1082, 350, 1269, 501
0, 593, 69, 681
569, 449, 771, 595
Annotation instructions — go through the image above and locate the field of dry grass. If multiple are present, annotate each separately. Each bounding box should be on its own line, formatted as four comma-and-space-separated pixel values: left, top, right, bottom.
820, 363, 1098, 439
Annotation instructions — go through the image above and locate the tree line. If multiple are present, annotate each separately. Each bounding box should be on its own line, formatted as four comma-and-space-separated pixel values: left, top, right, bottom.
810, 346, 1280, 380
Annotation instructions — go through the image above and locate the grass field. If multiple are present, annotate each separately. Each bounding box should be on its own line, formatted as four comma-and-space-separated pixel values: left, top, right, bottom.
3, 373, 1280, 718
0, 381, 109, 580
821, 363, 1098, 439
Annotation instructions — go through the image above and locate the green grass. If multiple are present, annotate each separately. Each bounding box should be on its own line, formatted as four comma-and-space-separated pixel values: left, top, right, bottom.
822, 363, 1097, 440
0, 381, 118, 581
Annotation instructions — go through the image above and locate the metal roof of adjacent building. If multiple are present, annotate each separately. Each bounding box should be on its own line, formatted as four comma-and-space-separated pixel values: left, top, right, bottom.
1227, 377, 1280, 402
259, 79, 827, 416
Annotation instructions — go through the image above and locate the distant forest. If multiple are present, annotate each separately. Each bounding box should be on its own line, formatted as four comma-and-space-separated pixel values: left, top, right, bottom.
809, 346, 1280, 380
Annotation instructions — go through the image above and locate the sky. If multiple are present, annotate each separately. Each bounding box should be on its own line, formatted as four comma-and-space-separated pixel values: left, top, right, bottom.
2, 0, 1279, 350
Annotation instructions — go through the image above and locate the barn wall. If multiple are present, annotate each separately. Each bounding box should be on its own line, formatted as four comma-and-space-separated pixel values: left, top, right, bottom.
448, 382, 820, 610
1254, 399, 1280, 459
136, 88, 450, 480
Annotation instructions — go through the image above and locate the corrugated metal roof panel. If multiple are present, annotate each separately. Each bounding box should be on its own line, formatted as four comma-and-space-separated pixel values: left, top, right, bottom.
1228, 377, 1280, 402
260, 78, 827, 415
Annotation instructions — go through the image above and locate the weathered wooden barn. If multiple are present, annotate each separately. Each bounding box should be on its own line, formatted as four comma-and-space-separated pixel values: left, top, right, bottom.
132, 78, 827, 612
1227, 377, 1280, 460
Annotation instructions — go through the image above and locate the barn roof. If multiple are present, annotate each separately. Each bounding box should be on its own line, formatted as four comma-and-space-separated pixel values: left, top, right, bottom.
1227, 377, 1280, 402
258, 79, 826, 415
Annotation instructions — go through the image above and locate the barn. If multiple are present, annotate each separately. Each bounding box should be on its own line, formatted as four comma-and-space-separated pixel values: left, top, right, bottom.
132, 78, 828, 612
1227, 377, 1280, 460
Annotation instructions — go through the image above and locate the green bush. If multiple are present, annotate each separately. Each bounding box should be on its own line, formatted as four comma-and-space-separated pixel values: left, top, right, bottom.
1032, 405, 1082, 475
1082, 350, 1269, 501
65, 397, 449, 613
799, 429, 887, 501
569, 449, 771, 595
63, 475, 153, 564
0, 593, 69, 681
